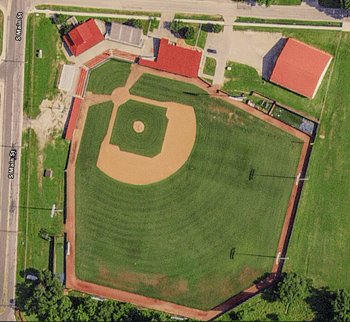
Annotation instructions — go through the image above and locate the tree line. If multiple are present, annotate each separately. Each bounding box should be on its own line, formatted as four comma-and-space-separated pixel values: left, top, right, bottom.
16, 270, 350, 321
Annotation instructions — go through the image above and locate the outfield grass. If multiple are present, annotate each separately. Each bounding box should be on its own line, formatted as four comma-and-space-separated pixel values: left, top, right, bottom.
285, 32, 350, 290
86, 59, 131, 95
17, 130, 69, 280
75, 74, 303, 310
23, 14, 67, 118
110, 100, 168, 158
235, 16, 342, 27
0, 10, 3, 56
35, 5, 161, 16
203, 57, 216, 76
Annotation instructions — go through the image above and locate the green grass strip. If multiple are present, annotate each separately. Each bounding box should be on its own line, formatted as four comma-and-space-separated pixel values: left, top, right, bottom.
203, 57, 216, 76
35, 5, 161, 17
174, 13, 223, 21
235, 16, 342, 27
86, 59, 131, 95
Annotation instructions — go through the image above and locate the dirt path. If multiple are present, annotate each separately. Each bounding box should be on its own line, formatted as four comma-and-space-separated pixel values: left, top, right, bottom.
65, 63, 311, 320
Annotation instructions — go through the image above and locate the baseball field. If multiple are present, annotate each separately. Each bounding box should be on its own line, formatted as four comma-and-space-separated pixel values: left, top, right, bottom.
73, 61, 303, 310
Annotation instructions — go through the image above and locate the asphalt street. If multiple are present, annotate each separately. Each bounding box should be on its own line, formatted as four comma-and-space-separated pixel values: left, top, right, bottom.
0, 0, 348, 321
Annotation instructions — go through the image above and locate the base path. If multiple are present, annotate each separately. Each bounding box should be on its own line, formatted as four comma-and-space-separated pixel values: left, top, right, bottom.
66, 64, 311, 320
96, 67, 196, 184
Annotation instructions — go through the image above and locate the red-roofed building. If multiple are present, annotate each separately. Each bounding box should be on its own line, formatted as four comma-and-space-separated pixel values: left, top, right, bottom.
270, 38, 332, 99
65, 98, 82, 140
63, 19, 104, 56
139, 38, 202, 78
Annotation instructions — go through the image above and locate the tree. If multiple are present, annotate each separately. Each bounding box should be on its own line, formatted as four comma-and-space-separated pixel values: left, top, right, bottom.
184, 26, 195, 39
333, 289, 350, 322
212, 24, 223, 33
170, 20, 184, 33
276, 272, 312, 314
341, 0, 350, 10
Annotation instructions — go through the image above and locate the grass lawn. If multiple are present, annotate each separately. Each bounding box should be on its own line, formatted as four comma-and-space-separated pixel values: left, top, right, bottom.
181, 23, 208, 49
17, 129, 69, 281
203, 57, 217, 76
0, 10, 3, 56
110, 100, 168, 158
23, 14, 67, 118
35, 5, 161, 16
86, 59, 131, 95
285, 32, 350, 290
75, 73, 303, 310
235, 16, 342, 27
223, 29, 341, 119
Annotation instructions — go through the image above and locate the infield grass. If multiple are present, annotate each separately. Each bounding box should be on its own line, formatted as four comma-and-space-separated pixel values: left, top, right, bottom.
86, 59, 131, 95
110, 100, 168, 158
285, 33, 350, 290
75, 74, 303, 310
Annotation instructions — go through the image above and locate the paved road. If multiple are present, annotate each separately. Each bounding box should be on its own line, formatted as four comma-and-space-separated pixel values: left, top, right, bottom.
0, 0, 27, 320
0, 0, 348, 320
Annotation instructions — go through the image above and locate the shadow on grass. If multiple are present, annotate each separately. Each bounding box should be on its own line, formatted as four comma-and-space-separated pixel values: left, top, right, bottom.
306, 287, 335, 322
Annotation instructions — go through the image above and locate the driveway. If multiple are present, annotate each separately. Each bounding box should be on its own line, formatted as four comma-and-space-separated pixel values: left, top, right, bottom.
205, 29, 282, 85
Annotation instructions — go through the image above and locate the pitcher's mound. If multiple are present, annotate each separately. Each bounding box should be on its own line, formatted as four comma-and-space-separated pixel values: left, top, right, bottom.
133, 121, 145, 133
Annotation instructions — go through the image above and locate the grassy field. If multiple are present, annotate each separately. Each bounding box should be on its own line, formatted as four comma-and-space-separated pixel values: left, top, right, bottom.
23, 14, 67, 118
75, 73, 303, 310
270, 0, 302, 4
203, 57, 216, 76
285, 32, 350, 290
271, 105, 303, 129
223, 29, 341, 119
235, 16, 342, 27
0, 10, 3, 56
35, 5, 161, 16
110, 100, 168, 158
86, 59, 131, 94
17, 129, 69, 280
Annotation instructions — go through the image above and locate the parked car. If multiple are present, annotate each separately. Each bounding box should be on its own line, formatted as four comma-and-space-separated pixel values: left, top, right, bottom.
207, 48, 217, 54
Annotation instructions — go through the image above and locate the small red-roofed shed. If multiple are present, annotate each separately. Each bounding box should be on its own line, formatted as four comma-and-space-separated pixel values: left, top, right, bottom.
270, 38, 332, 99
139, 38, 202, 78
65, 98, 82, 140
63, 19, 104, 56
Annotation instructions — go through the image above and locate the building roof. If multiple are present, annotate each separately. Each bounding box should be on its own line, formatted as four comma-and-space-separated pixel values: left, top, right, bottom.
63, 19, 104, 56
270, 38, 333, 98
106, 22, 143, 47
65, 98, 82, 140
139, 38, 202, 78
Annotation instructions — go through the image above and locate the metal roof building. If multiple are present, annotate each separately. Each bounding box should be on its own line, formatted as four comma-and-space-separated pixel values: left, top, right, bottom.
270, 38, 333, 99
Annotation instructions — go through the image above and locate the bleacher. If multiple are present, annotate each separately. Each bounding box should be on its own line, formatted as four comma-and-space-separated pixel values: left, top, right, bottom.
84, 50, 111, 69
75, 68, 88, 97
112, 49, 138, 62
